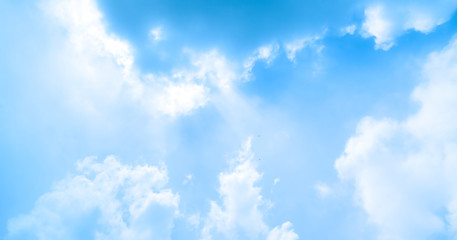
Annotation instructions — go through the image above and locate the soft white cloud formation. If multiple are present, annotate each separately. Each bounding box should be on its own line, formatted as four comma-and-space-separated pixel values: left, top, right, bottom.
201, 137, 298, 240
243, 43, 280, 79
314, 182, 331, 198
267, 222, 299, 240
273, 178, 280, 186
201, 137, 268, 239
156, 82, 209, 117
36, 0, 306, 120
361, 5, 395, 50
335, 37, 457, 239
361, 1, 457, 50
149, 26, 164, 41
341, 24, 357, 36
181, 49, 239, 91
285, 35, 324, 62
145, 48, 239, 116
183, 174, 193, 185
38, 0, 243, 118
187, 213, 201, 229
41, 0, 134, 75
7, 156, 179, 240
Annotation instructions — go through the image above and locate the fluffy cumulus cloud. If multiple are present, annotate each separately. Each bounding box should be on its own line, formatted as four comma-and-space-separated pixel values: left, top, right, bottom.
6, 139, 300, 240
335, 37, 457, 239
37, 0, 244, 118
201, 137, 299, 240
7, 156, 179, 240
361, 1, 457, 50
267, 222, 299, 240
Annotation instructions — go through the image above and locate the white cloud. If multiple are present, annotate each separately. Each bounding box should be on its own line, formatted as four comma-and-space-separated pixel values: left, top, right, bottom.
285, 35, 324, 62
156, 82, 209, 117
361, 1, 457, 50
267, 222, 299, 240
149, 26, 164, 41
7, 156, 179, 240
38, 0, 245, 118
201, 137, 298, 240
184, 49, 239, 90
187, 213, 201, 229
361, 5, 394, 50
201, 137, 268, 239
341, 24, 357, 36
243, 43, 280, 79
273, 178, 280, 186
183, 174, 193, 185
33, 0, 295, 120
335, 37, 457, 239
41, 0, 134, 75
314, 182, 331, 198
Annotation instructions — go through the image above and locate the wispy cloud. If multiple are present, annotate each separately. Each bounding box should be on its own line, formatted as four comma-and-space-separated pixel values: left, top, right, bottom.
243, 43, 280, 80
284, 35, 324, 62
340, 24, 357, 36
314, 182, 331, 198
149, 26, 164, 42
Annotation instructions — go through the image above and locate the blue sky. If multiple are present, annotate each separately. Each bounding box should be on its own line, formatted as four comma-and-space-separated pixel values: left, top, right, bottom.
2, 0, 457, 239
